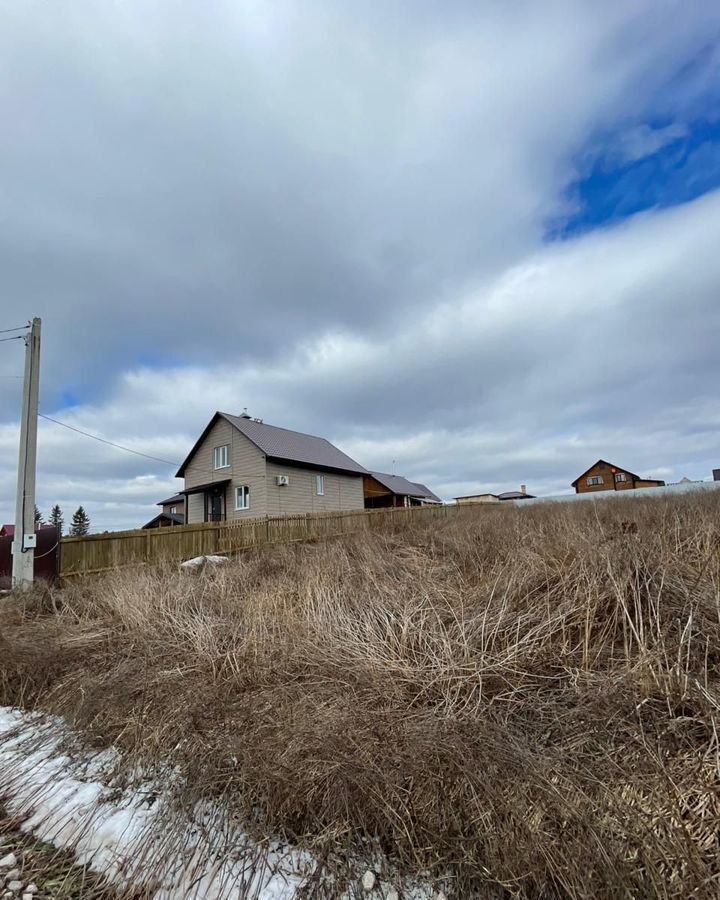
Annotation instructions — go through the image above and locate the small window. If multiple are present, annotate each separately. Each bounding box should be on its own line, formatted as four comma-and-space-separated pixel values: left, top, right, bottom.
235, 485, 250, 510
587, 475, 604, 485
615, 473, 626, 483
170, 506, 177, 514
214, 445, 229, 469
316, 474, 325, 496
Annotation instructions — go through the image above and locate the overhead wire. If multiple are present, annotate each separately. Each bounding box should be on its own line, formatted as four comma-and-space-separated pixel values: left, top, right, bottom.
39, 414, 183, 468
0, 335, 25, 343
0, 325, 30, 334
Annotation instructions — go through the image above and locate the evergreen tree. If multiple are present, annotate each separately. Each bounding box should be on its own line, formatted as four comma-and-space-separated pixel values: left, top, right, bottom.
69, 506, 90, 536
49, 504, 64, 535
34, 505, 43, 527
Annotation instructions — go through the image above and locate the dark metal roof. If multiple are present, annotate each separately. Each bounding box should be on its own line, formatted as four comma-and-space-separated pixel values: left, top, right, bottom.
497, 491, 535, 500
176, 412, 367, 477
157, 493, 186, 507
181, 478, 231, 495
225, 413, 367, 474
410, 481, 443, 503
142, 512, 185, 529
369, 471, 442, 502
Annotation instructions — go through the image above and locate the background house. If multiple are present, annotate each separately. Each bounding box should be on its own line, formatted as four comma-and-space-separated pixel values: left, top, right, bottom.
572, 460, 665, 494
0, 523, 56, 537
454, 485, 534, 504
176, 412, 367, 522
142, 494, 186, 529
363, 471, 442, 508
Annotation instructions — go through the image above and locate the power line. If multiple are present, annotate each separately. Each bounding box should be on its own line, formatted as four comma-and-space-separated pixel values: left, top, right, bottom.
0, 335, 25, 343
0, 325, 30, 334
39, 414, 182, 468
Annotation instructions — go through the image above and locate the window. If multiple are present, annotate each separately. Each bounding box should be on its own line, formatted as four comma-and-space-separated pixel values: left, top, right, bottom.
170, 506, 177, 514
235, 485, 250, 510
214, 445, 229, 469
587, 475, 604, 485
316, 474, 325, 496
615, 472, 626, 483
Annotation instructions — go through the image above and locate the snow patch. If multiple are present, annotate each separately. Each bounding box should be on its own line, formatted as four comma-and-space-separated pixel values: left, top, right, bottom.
0, 708, 439, 899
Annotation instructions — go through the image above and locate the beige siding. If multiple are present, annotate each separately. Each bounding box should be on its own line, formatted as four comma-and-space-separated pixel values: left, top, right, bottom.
187, 492, 205, 523
265, 461, 364, 516
184, 418, 267, 522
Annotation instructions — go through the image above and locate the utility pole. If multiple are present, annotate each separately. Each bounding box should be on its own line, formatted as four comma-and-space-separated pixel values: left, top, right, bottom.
12, 317, 41, 589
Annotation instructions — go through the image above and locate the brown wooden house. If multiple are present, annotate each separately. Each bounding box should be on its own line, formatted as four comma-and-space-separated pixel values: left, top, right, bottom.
363, 471, 442, 508
572, 460, 665, 494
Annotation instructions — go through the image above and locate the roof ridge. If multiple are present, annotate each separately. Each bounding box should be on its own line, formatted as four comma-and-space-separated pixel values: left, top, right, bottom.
220, 412, 336, 445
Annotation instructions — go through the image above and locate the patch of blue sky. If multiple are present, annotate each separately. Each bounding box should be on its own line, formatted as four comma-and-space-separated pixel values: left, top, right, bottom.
60, 390, 79, 408
550, 116, 720, 239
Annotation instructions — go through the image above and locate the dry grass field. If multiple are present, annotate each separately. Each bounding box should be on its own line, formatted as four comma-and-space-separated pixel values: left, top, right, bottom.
1, 493, 719, 898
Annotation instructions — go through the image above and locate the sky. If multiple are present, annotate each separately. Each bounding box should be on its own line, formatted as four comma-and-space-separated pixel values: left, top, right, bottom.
1, 0, 719, 531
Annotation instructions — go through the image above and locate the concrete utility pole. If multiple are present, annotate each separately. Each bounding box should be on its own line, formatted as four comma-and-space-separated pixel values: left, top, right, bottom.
12, 317, 41, 589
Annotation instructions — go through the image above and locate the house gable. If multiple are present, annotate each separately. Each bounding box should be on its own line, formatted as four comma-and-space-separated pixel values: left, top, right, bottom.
571, 459, 640, 488
182, 415, 267, 522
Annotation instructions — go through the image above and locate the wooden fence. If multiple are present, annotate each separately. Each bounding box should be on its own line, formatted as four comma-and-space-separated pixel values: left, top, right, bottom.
59, 504, 457, 577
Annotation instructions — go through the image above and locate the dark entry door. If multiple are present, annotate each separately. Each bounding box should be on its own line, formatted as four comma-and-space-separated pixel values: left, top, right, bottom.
208, 492, 224, 522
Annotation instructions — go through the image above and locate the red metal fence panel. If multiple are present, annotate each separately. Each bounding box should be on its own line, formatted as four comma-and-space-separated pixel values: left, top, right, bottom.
0, 527, 60, 589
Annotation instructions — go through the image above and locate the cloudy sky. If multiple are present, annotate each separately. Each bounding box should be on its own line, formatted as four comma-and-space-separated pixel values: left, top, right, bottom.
1, 0, 719, 531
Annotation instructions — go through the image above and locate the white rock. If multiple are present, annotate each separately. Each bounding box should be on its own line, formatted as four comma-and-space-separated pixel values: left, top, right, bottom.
24, 889, 37, 896
361, 870, 376, 892
5, 883, 22, 894
0, 856, 15, 869
180, 554, 229, 569
23, 894, 34, 900
387, 890, 399, 900
435, 893, 448, 900
3, 871, 19, 882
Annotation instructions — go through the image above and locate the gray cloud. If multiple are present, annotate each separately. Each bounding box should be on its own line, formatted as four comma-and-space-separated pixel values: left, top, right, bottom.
1, 1, 719, 529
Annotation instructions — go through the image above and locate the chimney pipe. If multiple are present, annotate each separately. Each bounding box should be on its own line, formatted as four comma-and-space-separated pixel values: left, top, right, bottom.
520, 484, 527, 495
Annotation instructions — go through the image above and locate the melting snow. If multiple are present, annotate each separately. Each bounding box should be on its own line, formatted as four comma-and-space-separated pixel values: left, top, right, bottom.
0, 708, 440, 900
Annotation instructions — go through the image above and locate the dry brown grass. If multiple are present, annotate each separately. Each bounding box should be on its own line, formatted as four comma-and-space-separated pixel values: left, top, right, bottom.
1, 493, 719, 898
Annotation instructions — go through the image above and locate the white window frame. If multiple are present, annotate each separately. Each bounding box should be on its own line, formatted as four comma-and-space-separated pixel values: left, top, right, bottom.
614, 472, 626, 483
214, 445, 230, 469
587, 475, 603, 485
235, 485, 250, 510
170, 506, 177, 514
316, 474, 325, 496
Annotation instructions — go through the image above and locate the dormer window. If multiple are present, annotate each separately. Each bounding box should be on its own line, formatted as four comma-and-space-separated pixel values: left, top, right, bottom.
214, 445, 230, 469
587, 475, 603, 485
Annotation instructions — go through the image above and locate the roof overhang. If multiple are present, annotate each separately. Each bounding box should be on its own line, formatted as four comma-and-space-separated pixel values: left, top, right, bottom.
181, 478, 231, 495
267, 456, 365, 477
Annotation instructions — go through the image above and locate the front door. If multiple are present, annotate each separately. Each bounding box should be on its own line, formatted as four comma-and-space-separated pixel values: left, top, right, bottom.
207, 491, 224, 522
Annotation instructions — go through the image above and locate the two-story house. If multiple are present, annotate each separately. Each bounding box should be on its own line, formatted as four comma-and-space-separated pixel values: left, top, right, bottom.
176, 411, 367, 522
572, 460, 665, 494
